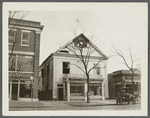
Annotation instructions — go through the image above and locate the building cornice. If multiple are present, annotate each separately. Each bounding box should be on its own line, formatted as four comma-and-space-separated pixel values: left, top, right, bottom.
53, 53, 107, 60
9, 25, 43, 33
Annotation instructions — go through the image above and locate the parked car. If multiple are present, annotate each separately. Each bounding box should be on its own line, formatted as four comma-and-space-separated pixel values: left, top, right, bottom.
116, 87, 130, 105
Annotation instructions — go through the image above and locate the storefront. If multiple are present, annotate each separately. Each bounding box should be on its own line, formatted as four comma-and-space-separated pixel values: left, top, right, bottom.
9, 72, 33, 100
62, 77, 105, 101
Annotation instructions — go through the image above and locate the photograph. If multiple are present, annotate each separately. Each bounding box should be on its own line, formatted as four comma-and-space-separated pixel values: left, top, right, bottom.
3, 2, 148, 116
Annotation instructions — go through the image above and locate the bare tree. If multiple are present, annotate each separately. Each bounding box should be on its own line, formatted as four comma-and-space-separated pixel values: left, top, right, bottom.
9, 11, 30, 61
63, 33, 108, 103
111, 42, 140, 95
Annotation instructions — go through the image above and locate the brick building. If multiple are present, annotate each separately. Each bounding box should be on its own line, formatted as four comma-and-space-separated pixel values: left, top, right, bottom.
108, 69, 141, 99
39, 34, 109, 101
9, 18, 44, 101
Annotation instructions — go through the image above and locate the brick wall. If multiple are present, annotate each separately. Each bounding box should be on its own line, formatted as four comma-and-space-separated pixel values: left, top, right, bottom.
9, 29, 35, 52
32, 33, 40, 99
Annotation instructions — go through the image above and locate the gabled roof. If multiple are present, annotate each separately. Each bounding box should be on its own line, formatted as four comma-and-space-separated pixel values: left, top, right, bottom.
40, 34, 108, 69
55, 33, 108, 59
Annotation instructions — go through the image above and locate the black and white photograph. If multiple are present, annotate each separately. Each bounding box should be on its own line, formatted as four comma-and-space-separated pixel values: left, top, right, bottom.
3, 2, 148, 116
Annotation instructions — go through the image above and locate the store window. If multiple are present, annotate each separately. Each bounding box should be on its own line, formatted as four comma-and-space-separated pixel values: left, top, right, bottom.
17, 55, 33, 72
134, 83, 141, 91
70, 83, 84, 96
63, 62, 70, 74
89, 83, 102, 95
21, 31, 30, 46
9, 29, 16, 45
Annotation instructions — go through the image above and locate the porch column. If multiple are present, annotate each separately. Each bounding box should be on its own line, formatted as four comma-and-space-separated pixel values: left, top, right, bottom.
84, 83, 87, 101
18, 80, 20, 100
102, 82, 105, 100
9, 80, 12, 100
67, 82, 70, 101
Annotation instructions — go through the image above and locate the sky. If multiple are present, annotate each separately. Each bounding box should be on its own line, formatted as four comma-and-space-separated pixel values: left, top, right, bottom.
10, 3, 147, 73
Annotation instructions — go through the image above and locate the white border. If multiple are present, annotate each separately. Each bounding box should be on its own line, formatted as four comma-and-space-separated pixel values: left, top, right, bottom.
2, 2, 148, 116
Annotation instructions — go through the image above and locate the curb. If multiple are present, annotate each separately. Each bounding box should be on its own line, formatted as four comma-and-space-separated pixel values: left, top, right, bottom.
68, 103, 113, 107
9, 105, 53, 108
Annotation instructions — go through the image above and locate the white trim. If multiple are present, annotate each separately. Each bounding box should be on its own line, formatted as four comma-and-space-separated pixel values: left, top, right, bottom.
9, 25, 42, 33
9, 51, 34, 55
35, 31, 41, 34
9, 71, 34, 74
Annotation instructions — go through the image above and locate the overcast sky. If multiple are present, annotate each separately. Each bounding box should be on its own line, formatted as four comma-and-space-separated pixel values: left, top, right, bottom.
8, 3, 147, 73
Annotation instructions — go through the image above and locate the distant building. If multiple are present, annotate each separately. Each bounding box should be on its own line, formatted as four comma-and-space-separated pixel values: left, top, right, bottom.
39, 34, 109, 101
108, 69, 141, 99
9, 18, 44, 101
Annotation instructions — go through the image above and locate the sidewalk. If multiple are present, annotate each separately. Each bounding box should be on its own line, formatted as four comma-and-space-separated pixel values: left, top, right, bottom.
9, 99, 116, 108
68, 100, 116, 107
9, 100, 54, 108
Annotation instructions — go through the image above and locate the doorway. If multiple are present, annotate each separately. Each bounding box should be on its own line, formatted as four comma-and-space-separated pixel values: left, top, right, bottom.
12, 84, 18, 100
58, 88, 63, 101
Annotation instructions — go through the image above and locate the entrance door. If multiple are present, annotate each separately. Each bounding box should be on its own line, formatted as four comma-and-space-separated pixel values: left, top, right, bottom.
12, 84, 18, 100
58, 88, 63, 101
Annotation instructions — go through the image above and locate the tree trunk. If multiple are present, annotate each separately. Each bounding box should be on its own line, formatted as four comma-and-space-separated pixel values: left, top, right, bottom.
86, 73, 90, 103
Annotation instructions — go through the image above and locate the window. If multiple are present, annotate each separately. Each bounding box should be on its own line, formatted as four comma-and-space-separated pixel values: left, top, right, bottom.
89, 83, 102, 95
70, 83, 84, 96
41, 69, 44, 85
74, 38, 87, 48
20, 81, 31, 98
93, 64, 100, 75
9, 55, 16, 71
9, 29, 16, 45
17, 55, 33, 72
21, 31, 30, 46
63, 62, 70, 74
9, 54, 33, 72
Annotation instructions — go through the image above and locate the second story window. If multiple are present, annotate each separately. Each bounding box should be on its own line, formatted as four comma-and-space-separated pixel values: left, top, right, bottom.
63, 62, 70, 74
17, 55, 33, 72
9, 54, 33, 72
21, 31, 30, 46
9, 29, 16, 45
9, 54, 16, 71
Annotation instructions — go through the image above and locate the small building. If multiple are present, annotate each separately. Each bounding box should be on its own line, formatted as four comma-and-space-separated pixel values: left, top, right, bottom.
108, 69, 141, 99
39, 34, 109, 101
9, 18, 44, 101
